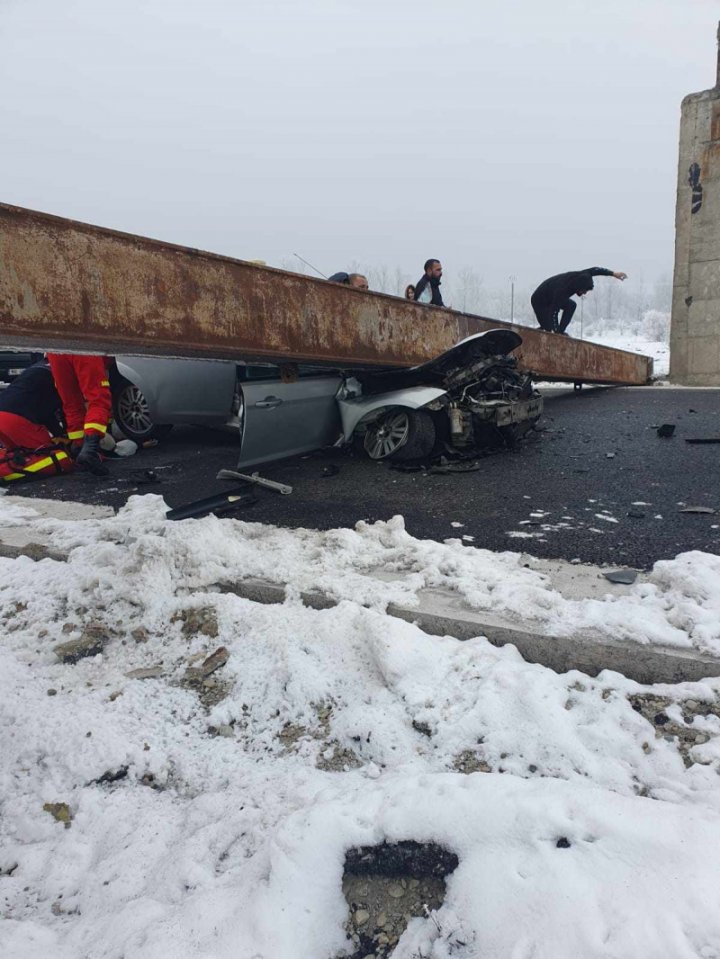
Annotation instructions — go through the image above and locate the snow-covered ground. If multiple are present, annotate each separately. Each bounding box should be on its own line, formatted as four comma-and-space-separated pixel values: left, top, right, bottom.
2, 495, 720, 959
584, 331, 670, 378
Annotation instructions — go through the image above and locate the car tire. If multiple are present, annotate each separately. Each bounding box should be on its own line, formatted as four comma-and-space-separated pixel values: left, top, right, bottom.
112, 377, 174, 444
362, 408, 436, 461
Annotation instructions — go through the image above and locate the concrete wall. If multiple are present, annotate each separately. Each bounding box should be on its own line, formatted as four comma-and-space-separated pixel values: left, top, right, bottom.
670, 29, 720, 385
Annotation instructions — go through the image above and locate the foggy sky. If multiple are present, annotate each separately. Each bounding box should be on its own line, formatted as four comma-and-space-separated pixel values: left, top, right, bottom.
1, 0, 717, 297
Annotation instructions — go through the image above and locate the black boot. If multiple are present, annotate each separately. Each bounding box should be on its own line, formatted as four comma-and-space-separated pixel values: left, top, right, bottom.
76, 435, 109, 476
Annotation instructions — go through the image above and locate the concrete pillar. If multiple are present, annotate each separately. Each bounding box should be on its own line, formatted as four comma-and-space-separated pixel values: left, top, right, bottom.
670, 23, 720, 385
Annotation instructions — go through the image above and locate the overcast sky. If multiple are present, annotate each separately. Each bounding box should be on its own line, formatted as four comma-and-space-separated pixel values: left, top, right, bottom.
1, 0, 718, 295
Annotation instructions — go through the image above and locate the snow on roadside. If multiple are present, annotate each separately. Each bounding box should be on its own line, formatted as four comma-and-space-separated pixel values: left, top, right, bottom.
585, 331, 670, 377
2, 496, 720, 958
4, 494, 720, 654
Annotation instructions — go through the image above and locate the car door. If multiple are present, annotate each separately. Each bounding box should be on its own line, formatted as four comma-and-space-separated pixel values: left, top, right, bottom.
238, 364, 343, 467
115, 356, 238, 426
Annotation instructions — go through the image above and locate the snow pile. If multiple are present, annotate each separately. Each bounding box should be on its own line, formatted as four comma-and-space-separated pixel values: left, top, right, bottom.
2, 497, 720, 957
5, 495, 720, 653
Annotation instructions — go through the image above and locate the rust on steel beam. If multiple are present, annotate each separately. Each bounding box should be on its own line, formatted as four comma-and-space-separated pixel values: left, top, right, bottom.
0, 203, 652, 384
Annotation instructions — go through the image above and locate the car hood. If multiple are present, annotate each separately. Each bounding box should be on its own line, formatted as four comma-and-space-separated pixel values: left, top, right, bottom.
355, 329, 523, 394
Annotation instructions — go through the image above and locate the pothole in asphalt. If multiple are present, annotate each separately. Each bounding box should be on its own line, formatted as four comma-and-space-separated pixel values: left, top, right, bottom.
340, 840, 459, 958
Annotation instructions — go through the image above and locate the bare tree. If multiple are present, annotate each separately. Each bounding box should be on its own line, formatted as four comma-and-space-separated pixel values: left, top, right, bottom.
456, 266, 484, 314
368, 264, 392, 294
279, 256, 307, 275
652, 272, 672, 312
394, 266, 412, 296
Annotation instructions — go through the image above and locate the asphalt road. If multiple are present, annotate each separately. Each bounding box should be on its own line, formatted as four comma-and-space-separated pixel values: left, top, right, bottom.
10, 387, 720, 569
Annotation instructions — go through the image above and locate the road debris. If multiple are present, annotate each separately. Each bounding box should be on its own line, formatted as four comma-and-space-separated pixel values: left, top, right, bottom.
53, 626, 109, 664
43, 802, 73, 828
184, 646, 230, 681
679, 506, 716, 515
125, 666, 164, 680
603, 569, 639, 585
656, 424, 676, 438
119, 469, 160, 485
216, 469, 293, 494
166, 487, 257, 521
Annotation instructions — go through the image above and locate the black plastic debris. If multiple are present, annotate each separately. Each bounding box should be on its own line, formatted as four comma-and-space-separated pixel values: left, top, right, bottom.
91, 766, 129, 786
213, 496, 259, 517
656, 424, 676, 438
603, 569, 638, 585
556, 837, 571, 849
166, 487, 257, 521
344, 840, 459, 879
627, 510, 646, 519
120, 469, 160, 485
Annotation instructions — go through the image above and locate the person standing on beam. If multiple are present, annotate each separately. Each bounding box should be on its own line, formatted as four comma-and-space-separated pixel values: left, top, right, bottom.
531, 267, 627, 335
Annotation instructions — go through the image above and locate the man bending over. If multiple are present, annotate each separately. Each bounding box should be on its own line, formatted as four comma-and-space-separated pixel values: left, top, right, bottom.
531, 267, 627, 335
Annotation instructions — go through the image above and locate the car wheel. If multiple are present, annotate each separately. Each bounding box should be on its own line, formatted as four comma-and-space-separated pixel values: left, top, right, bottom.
112, 378, 173, 444
362, 408, 436, 461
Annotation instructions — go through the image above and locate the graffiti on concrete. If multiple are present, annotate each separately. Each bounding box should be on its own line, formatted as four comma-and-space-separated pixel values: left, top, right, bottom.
688, 163, 703, 214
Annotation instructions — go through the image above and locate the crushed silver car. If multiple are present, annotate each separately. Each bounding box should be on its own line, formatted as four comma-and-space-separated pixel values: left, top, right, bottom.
112, 330, 542, 467
339, 329, 543, 461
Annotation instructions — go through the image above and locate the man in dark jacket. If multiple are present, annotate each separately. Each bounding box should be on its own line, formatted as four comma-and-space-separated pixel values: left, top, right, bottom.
0, 359, 73, 482
413, 259, 444, 307
531, 267, 627, 334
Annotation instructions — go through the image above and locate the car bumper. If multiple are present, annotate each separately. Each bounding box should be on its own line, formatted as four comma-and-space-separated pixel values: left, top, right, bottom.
473, 395, 544, 426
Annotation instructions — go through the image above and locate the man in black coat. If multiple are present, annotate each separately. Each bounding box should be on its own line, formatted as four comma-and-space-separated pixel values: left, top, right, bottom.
413, 259, 444, 306
531, 267, 627, 334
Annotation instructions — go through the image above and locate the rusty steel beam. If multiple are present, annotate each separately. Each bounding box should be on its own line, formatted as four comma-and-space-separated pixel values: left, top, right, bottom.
0, 203, 652, 384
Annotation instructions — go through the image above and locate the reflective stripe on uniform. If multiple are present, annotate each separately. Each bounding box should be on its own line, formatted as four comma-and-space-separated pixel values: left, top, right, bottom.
67, 430, 85, 440
101, 379, 110, 387
1, 450, 70, 482
23, 451, 70, 473
84, 422, 108, 434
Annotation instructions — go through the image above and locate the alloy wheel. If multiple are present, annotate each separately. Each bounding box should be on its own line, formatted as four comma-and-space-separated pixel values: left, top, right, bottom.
363, 410, 411, 459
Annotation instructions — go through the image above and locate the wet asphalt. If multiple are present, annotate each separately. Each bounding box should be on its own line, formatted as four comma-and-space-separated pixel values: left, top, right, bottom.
11, 387, 720, 569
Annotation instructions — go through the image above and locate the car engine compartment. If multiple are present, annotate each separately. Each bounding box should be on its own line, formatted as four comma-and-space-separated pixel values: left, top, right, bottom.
351, 331, 543, 461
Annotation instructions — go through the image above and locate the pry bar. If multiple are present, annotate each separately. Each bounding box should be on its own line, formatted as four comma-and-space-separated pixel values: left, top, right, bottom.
216, 468, 293, 495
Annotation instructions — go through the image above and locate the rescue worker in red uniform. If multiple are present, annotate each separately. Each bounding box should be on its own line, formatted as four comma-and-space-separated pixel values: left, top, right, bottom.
47, 353, 112, 475
0, 359, 73, 482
